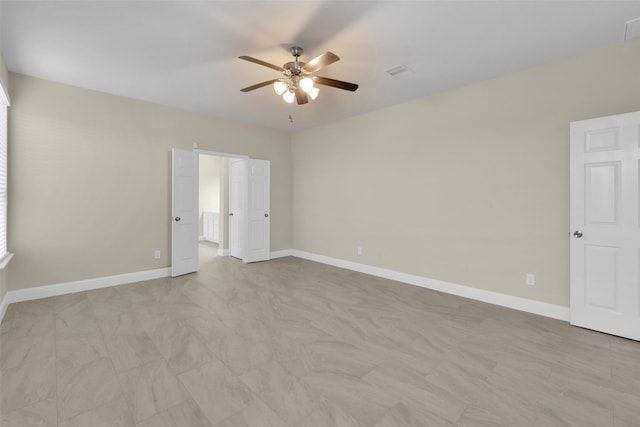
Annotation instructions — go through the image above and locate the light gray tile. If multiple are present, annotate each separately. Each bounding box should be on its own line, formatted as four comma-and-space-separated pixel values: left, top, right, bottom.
610, 336, 640, 359
298, 400, 365, 427
97, 310, 148, 337
222, 313, 274, 343
614, 395, 640, 427
611, 352, 640, 397
1, 332, 55, 371
615, 419, 639, 427
4, 298, 55, 318
115, 282, 155, 305
87, 287, 132, 318
136, 399, 212, 427
181, 314, 234, 345
0, 398, 57, 427
178, 359, 253, 425
363, 362, 465, 424
54, 292, 93, 315
213, 333, 273, 375
373, 402, 455, 427
1, 313, 55, 341
56, 332, 109, 372
103, 331, 163, 373
146, 286, 216, 320
57, 357, 123, 421
57, 396, 134, 427
534, 403, 613, 427
146, 316, 216, 375
116, 359, 190, 423
1, 356, 56, 413
56, 309, 102, 339
2, 253, 640, 427
303, 372, 396, 426
213, 398, 288, 427
303, 339, 384, 377
453, 379, 538, 427
240, 359, 320, 425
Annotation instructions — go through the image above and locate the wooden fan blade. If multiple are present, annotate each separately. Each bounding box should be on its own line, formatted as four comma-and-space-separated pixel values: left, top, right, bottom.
240, 79, 278, 92
238, 56, 284, 72
295, 87, 309, 105
314, 76, 359, 92
302, 51, 340, 73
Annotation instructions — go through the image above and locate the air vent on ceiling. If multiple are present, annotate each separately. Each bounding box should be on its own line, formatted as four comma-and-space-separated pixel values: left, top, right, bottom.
385, 64, 414, 77
624, 17, 640, 41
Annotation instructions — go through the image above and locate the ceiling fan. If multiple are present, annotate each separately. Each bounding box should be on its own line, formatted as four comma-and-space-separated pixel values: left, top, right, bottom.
239, 46, 359, 105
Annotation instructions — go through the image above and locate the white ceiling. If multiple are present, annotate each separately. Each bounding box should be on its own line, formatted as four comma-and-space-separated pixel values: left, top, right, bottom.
2, 1, 640, 133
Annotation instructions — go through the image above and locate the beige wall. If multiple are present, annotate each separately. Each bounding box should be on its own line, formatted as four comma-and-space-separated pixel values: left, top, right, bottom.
5, 39, 640, 307
291, 40, 640, 307
7, 73, 291, 291
0, 51, 8, 305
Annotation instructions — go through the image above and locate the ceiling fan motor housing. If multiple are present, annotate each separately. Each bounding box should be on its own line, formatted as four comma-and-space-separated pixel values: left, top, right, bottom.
283, 62, 306, 76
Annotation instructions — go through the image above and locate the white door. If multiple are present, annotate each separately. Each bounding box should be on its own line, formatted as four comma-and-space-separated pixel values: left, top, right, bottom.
570, 111, 640, 341
244, 159, 270, 263
229, 159, 244, 259
171, 148, 199, 277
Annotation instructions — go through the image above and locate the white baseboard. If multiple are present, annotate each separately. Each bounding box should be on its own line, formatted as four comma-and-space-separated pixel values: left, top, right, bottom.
0, 251, 570, 324
270, 249, 293, 259
215, 249, 290, 260
200, 237, 219, 244
290, 249, 570, 322
1, 268, 171, 317
0, 292, 8, 323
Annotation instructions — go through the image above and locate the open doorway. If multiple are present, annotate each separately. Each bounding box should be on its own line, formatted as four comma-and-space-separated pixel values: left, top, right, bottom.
198, 153, 228, 264
171, 148, 270, 276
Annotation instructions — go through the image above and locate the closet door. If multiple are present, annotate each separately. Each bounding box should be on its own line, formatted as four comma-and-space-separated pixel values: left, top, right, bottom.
570, 111, 640, 341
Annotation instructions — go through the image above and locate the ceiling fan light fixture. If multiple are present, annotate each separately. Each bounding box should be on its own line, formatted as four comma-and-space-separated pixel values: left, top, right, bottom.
299, 77, 314, 93
282, 90, 295, 103
239, 46, 358, 106
273, 80, 287, 95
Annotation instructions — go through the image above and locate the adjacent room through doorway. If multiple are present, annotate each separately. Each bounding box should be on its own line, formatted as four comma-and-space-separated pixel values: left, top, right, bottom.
198, 153, 227, 264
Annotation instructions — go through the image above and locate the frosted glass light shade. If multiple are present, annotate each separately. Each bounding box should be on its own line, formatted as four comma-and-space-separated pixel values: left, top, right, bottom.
309, 87, 320, 100
282, 90, 295, 103
299, 77, 314, 93
273, 80, 287, 95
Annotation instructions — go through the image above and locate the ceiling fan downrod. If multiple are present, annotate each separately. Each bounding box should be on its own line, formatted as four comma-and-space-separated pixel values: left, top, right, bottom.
290, 46, 303, 62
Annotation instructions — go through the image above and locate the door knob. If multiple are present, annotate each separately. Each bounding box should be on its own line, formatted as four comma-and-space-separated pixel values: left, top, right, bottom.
264, 213, 269, 218
573, 230, 583, 238
229, 213, 234, 216
174, 217, 181, 222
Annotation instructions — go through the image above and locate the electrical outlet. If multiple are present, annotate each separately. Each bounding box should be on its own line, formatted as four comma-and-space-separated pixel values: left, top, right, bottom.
357, 246, 363, 256
526, 273, 536, 286
154, 250, 161, 259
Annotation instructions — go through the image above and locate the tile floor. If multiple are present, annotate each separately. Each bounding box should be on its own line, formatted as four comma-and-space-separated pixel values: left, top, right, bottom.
1, 246, 640, 426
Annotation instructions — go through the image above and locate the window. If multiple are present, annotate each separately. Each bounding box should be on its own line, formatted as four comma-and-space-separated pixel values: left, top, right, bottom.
0, 82, 10, 267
